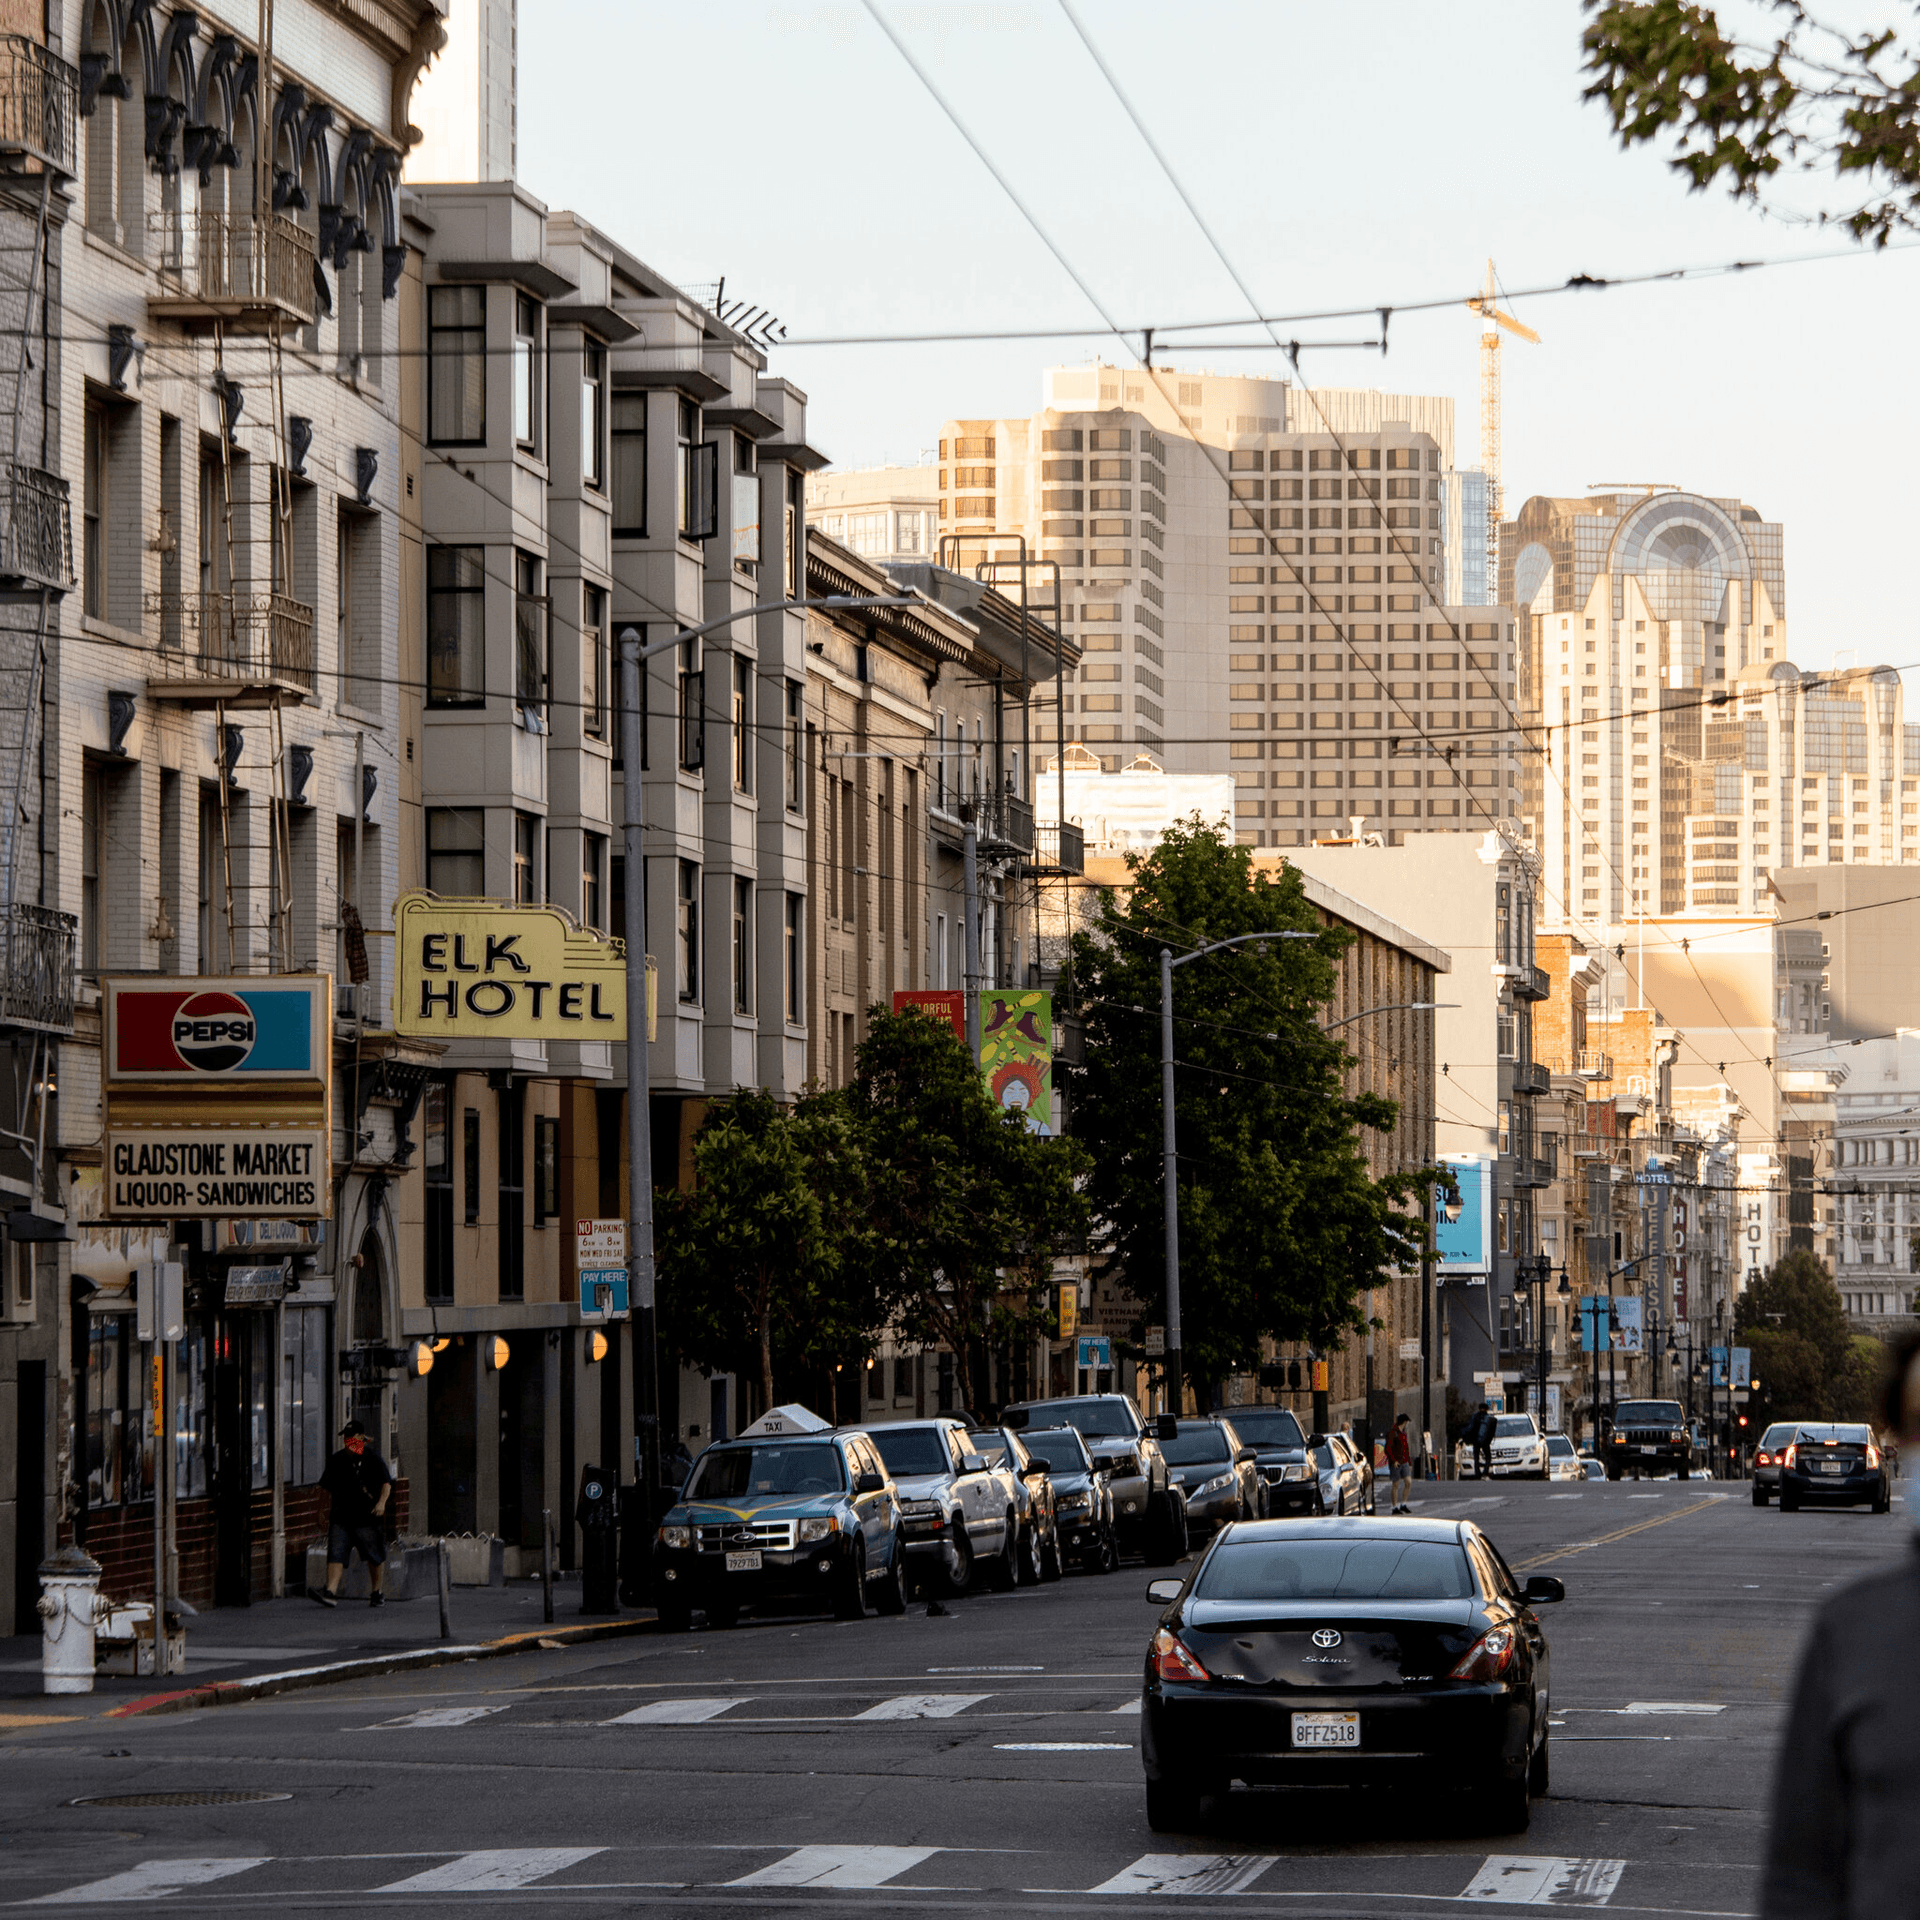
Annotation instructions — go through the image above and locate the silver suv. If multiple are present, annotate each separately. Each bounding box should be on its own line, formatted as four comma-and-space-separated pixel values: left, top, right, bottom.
857, 1418, 1021, 1593
1001, 1394, 1187, 1564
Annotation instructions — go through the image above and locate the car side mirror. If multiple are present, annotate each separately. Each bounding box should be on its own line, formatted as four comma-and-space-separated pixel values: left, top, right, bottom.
1523, 1575, 1565, 1605
1146, 1579, 1183, 1605
961, 1453, 987, 1475
854, 1472, 885, 1495
1020, 1461, 1049, 1478
1236, 1446, 1257, 1463
1156, 1415, 1179, 1442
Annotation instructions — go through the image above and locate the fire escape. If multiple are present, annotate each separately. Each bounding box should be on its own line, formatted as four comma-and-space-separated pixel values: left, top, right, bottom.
0, 34, 77, 1247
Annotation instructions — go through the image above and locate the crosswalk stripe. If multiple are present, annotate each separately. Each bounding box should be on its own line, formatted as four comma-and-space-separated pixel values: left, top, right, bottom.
362, 1705, 509, 1730
1088, 1854, 1276, 1896
851, 1692, 992, 1721
28, 1858, 269, 1905
724, 1846, 940, 1889
603, 1698, 748, 1725
372, 1849, 605, 1894
1460, 1854, 1627, 1905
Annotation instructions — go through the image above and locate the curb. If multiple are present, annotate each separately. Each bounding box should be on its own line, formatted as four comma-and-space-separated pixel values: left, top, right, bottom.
100, 1613, 661, 1719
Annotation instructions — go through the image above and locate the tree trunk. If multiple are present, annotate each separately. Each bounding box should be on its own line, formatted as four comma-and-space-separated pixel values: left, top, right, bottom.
756, 1270, 775, 1413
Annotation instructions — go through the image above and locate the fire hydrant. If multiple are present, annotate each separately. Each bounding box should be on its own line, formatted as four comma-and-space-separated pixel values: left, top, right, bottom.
37, 1544, 105, 1694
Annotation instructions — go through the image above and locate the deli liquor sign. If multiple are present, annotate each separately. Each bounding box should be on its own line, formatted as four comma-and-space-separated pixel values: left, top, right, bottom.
102, 978, 332, 1220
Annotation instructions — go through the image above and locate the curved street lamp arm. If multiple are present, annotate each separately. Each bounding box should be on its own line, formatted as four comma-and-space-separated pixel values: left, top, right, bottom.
616, 595, 919, 663
1164, 928, 1321, 971
1322, 1000, 1457, 1031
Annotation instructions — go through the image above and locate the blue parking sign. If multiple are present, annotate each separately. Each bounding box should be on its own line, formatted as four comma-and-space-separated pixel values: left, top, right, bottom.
1077, 1334, 1110, 1369
580, 1268, 629, 1320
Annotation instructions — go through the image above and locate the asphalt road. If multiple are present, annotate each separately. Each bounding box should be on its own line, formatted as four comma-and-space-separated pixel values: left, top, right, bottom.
2, 1475, 1908, 1917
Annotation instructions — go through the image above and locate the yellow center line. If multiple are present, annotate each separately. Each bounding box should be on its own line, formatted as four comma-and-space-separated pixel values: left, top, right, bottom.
1516, 1495, 1724, 1570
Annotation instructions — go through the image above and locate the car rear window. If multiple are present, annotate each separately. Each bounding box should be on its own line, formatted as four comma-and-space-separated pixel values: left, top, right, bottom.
1760, 1425, 1798, 1448
1547, 1436, 1575, 1457
1229, 1408, 1307, 1449
1021, 1429, 1092, 1473
1796, 1425, 1872, 1445
1197, 1538, 1474, 1602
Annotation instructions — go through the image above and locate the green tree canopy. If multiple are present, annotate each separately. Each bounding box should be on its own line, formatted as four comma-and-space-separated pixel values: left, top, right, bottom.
656, 1089, 876, 1413
1583, 2, 1920, 243
847, 1007, 1089, 1414
1062, 823, 1435, 1395
1735, 1248, 1883, 1424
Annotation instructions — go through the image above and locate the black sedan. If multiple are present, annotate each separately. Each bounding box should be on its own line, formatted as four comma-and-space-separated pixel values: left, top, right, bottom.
1778, 1423, 1890, 1513
1139, 1517, 1562, 1835
1019, 1425, 1119, 1573
1750, 1422, 1800, 1507
1161, 1418, 1267, 1542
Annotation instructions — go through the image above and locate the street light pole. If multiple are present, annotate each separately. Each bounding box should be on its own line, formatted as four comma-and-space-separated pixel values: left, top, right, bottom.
1159, 930, 1319, 1416
614, 594, 911, 1518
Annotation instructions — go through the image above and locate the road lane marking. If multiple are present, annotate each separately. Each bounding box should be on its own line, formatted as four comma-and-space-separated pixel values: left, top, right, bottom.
1089, 1854, 1276, 1896
372, 1849, 604, 1894
929, 1665, 1043, 1672
1112, 1698, 1143, 1714
1623, 1703, 1725, 1716
28, 1859, 270, 1904
995, 1742, 1133, 1750
1516, 1498, 1721, 1570
602, 1698, 748, 1725
1461, 1854, 1626, 1905
852, 1693, 993, 1720
724, 1846, 939, 1889
360, 1705, 509, 1729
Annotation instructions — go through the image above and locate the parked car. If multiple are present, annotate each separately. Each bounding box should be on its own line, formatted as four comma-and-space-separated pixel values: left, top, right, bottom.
1778, 1422, 1890, 1514
654, 1424, 908, 1629
859, 1417, 1020, 1594
1544, 1433, 1582, 1483
1018, 1424, 1118, 1573
1002, 1394, 1187, 1563
1159, 1418, 1267, 1541
1219, 1404, 1320, 1515
1453, 1413, 1549, 1480
972, 1426, 1064, 1582
1580, 1457, 1607, 1482
1139, 1516, 1562, 1834
1751, 1422, 1801, 1507
1309, 1431, 1375, 1516
1603, 1398, 1694, 1479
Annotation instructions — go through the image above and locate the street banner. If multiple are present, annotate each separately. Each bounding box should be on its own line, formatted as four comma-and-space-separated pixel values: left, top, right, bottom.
981, 989, 1052, 1133
1057, 1281, 1078, 1340
1731, 1346, 1751, 1389
892, 989, 964, 1039
1435, 1156, 1493, 1275
1577, 1295, 1641, 1352
1613, 1295, 1643, 1353
395, 892, 646, 1040
1709, 1344, 1729, 1387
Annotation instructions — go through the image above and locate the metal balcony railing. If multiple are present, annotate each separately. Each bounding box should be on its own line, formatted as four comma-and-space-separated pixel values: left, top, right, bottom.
1510, 962, 1549, 1002
147, 589, 316, 694
1, 463, 70, 590
1576, 1048, 1613, 1080
148, 211, 316, 324
0, 902, 75, 1032
1511, 1059, 1552, 1097
1028, 820, 1086, 875
0, 36, 76, 174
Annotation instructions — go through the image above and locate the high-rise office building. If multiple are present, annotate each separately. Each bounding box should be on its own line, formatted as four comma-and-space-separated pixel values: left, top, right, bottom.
1504, 487, 1920, 928
813, 365, 1524, 847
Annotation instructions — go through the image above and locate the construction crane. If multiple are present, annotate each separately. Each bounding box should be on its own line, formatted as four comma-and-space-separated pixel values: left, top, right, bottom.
1465, 260, 1539, 601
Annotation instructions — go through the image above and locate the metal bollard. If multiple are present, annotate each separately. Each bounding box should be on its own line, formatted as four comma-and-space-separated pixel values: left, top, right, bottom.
541, 1509, 554, 1625
436, 1537, 452, 1641
38, 1545, 105, 1695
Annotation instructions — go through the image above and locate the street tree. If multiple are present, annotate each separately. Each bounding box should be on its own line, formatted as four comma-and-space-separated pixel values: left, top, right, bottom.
1734, 1247, 1882, 1423
847, 1007, 1089, 1414
657, 1089, 876, 1413
1582, 2, 1920, 243
1062, 822, 1436, 1398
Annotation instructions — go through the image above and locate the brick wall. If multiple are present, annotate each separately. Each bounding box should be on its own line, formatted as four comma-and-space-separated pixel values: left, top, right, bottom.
60, 1479, 411, 1607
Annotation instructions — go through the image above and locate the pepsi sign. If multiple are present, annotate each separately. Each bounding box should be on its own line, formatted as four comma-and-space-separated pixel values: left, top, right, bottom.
105, 977, 330, 1085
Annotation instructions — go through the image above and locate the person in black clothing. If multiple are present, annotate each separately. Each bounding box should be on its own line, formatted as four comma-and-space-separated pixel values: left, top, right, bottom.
1468, 1404, 1497, 1480
312, 1420, 393, 1608
1760, 1329, 1920, 1919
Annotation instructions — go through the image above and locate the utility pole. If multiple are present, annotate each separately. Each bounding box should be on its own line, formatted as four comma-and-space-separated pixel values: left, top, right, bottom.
963, 809, 981, 1060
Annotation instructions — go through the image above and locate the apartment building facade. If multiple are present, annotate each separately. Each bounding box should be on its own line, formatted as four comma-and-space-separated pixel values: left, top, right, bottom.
0, 0, 449, 1629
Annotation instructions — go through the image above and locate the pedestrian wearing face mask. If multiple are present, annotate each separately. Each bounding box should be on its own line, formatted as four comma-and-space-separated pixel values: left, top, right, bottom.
312, 1419, 393, 1608
1760, 1329, 1920, 1919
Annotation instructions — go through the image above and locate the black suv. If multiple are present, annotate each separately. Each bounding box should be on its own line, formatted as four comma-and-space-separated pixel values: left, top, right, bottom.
1002, 1394, 1187, 1563
1603, 1399, 1693, 1480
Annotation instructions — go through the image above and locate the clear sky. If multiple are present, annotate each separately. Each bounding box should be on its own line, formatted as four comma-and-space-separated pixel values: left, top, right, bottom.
519, 1, 1920, 675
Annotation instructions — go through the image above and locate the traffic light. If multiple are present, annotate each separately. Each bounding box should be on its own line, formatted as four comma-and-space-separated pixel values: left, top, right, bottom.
1737, 1415, 1748, 1429
1289, 1361, 1302, 1390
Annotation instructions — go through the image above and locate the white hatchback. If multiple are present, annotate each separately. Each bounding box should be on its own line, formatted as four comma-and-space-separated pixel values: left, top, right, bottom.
1544, 1432, 1582, 1482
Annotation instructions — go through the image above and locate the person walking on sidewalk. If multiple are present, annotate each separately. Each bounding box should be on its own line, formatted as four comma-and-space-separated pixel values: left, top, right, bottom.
312, 1420, 393, 1608
1387, 1413, 1415, 1512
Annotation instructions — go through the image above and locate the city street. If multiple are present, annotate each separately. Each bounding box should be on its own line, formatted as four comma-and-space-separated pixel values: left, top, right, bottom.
1, 1477, 1900, 1916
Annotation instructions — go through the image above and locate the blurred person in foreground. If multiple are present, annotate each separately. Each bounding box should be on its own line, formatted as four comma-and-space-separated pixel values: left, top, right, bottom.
1761, 1330, 1920, 1918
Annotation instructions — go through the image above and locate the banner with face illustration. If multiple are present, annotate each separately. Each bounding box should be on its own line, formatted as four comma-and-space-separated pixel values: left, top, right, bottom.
979, 989, 1053, 1134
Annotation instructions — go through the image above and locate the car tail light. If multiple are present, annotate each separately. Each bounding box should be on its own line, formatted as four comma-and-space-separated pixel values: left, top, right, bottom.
1868, 1442, 1881, 1469
1783, 1443, 1797, 1469
1755, 1452, 1771, 1467
1449, 1625, 1518, 1683
1151, 1629, 1210, 1683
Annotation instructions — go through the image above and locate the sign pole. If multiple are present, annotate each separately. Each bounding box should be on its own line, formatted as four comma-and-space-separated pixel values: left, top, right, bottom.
618, 631, 662, 1554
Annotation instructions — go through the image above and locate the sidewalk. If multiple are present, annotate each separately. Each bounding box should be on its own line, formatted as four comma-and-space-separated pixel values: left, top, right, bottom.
0, 1571, 655, 1715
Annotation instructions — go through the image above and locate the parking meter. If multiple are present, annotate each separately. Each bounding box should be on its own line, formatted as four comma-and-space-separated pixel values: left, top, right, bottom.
576, 1465, 618, 1614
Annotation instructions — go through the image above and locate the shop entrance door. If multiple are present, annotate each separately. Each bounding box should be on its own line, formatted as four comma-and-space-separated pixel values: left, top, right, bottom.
211, 1317, 254, 1605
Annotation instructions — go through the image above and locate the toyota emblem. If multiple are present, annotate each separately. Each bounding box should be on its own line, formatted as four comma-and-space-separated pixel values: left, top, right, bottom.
1311, 1628, 1343, 1649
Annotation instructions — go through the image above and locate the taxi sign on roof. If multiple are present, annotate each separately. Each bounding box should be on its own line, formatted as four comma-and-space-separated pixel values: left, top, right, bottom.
737, 1403, 831, 1437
